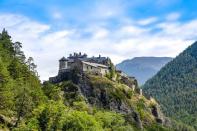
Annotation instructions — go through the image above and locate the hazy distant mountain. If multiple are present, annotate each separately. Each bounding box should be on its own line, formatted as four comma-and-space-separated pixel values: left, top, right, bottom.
116, 57, 173, 85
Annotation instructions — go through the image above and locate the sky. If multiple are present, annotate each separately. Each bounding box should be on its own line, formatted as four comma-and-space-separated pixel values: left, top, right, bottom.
0, 0, 197, 81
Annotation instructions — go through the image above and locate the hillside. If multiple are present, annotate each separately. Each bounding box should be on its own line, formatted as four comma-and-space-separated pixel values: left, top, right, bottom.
116, 57, 173, 85
143, 41, 197, 129
0, 29, 46, 129
0, 29, 194, 131
44, 69, 194, 131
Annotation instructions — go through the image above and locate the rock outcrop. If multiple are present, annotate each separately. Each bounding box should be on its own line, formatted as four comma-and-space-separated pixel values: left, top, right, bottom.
49, 70, 172, 129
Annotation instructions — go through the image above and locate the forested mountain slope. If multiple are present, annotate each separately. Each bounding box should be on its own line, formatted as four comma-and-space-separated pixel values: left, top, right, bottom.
0, 29, 194, 131
0, 29, 46, 129
143, 41, 197, 130
116, 57, 172, 85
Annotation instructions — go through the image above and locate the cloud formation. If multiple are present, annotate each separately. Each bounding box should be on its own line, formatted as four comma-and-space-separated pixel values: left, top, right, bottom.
0, 13, 196, 81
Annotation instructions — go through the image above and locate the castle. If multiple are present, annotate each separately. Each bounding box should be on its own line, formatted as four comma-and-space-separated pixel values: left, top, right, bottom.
48, 52, 142, 95
49, 52, 110, 82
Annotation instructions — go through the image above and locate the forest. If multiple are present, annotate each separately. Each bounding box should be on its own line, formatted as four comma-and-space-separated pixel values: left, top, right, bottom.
143, 42, 197, 130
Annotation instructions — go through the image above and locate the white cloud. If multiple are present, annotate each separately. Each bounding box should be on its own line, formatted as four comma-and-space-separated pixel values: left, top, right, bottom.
92, 0, 125, 19
42, 30, 74, 43
92, 28, 109, 39
52, 11, 62, 19
119, 25, 150, 37
138, 17, 158, 25
0, 13, 196, 81
49, 7, 63, 20
166, 12, 181, 21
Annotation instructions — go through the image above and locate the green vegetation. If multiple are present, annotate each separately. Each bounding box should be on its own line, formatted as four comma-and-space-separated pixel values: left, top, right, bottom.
106, 61, 117, 81
0, 29, 194, 131
143, 41, 197, 130
0, 29, 46, 129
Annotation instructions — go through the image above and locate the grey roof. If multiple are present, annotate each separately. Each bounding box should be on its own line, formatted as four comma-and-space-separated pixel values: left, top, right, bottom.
90, 57, 107, 61
68, 59, 74, 62
59, 57, 68, 61
82, 61, 109, 68
78, 58, 90, 61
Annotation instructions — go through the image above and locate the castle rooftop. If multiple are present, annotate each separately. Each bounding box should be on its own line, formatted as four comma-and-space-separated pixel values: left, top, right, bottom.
59, 57, 68, 61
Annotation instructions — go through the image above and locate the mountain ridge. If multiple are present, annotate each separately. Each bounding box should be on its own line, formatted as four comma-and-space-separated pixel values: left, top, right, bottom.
116, 57, 173, 85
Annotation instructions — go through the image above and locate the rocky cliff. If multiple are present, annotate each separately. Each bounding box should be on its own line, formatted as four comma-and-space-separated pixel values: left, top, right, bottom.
48, 69, 172, 129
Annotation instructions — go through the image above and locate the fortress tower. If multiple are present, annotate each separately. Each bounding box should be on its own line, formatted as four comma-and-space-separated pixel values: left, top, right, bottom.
59, 57, 68, 71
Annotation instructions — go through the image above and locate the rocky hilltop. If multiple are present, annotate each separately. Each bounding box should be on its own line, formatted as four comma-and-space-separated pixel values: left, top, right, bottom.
46, 60, 180, 130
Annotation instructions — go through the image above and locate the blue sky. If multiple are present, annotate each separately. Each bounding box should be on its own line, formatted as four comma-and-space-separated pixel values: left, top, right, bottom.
0, 0, 197, 80
1, 0, 197, 25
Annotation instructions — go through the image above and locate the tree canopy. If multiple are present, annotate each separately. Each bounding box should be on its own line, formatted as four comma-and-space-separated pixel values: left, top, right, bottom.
143, 41, 197, 130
